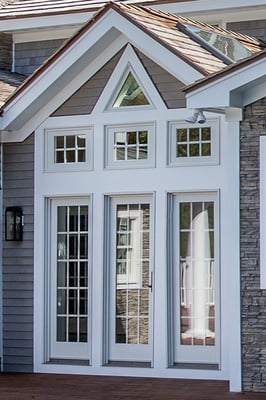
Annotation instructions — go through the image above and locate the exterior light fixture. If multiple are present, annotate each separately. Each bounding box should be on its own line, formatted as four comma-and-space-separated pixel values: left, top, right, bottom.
185, 109, 206, 124
5, 207, 23, 241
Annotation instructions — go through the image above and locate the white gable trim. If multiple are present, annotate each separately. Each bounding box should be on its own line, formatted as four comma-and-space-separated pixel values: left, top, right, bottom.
94, 44, 166, 114
186, 58, 266, 110
0, 6, 204, 142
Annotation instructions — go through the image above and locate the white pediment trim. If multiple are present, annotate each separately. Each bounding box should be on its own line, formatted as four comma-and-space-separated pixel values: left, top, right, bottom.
0, 6, 203, 142
93, 44, 166, 114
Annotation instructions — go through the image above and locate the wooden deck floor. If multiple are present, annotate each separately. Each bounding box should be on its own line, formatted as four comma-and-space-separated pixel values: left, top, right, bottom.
0, 374, 266, 400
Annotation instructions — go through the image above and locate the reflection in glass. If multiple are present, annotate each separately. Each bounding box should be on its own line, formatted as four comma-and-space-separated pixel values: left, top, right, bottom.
113, 72, 149, 107
179, 201, 215, 346
115, 203, 150, 345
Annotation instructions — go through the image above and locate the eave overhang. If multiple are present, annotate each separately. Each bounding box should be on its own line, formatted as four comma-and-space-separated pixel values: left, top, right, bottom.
184, 50, 266, 110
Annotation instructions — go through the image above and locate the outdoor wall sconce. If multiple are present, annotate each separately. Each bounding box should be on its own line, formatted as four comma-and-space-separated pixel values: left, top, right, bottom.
185, 109, 206, 124
5, 207, 23, 241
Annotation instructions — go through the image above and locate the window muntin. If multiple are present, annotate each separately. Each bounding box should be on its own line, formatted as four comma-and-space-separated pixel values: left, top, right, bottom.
105, 123, 155, 169
55, 134, 86, 164
114, 130, 148, 161
177, 127, 211, 158
45, 127, 93, 172
56, 205, 89, 344
168, 119, 219, 166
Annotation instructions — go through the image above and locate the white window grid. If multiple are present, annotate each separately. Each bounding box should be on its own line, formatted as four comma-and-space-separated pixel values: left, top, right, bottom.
168, 119, 219, 166
44, 127, 93, 172
105, 123, 155, 169
55, 134, 86, 164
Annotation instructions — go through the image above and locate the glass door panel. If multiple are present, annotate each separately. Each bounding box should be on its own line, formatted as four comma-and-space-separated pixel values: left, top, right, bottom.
174, 194, 219, 365
50, 199, 90, 360
109, 199, 153, 362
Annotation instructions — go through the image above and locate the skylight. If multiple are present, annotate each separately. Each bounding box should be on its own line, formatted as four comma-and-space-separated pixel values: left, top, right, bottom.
186, 24, 252, 62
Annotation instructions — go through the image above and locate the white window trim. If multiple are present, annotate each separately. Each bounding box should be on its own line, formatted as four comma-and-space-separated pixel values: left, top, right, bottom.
168, 118, 220, 167
44, 126, 93, 172
44, 196, 92, 362
105, 122, 156, 170
169, 191, 220, 366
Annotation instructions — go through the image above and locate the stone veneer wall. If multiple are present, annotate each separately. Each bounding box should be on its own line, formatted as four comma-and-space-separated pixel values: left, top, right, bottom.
240, 97, 266, 392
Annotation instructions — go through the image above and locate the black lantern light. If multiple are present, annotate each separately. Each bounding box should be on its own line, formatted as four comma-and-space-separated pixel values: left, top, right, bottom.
5, 207, 23, 241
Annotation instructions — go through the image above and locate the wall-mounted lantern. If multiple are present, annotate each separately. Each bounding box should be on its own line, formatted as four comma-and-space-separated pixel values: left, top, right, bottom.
5, 207, 23, 241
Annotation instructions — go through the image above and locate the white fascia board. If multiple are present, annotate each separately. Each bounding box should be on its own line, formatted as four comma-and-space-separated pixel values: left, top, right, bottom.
186, 58, 266, 110
0, 12, 92, 32
0, 34, 128, 141
0, 11, 123, 127
0, 8, 203, 136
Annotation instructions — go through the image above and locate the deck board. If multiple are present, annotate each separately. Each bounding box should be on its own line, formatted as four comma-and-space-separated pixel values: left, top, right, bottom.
0, 374, 265, 399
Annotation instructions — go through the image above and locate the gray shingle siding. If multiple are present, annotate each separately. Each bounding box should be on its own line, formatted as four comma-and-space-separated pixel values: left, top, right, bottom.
240, 97, 266, 392
15, 39, 65, 75
2, 134, 34, 372
53, 47, 186, 116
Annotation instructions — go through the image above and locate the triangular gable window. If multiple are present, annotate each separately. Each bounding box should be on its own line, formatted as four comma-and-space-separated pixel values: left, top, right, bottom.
93, 44, 166, 113
112, 71, 150, 108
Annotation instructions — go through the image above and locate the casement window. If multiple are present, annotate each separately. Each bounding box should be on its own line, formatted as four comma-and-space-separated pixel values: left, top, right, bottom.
105, 123, 155, 169
45, 127, 93, 171
47, 198, 91, 362
169, 192, 220, 367
168, 119, 219, 166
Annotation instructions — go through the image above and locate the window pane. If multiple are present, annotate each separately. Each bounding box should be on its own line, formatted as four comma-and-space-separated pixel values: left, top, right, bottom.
177, 129, 187, 142
66, 150, 75, 163
66, 135, 75, 148
179, 201, 215, 347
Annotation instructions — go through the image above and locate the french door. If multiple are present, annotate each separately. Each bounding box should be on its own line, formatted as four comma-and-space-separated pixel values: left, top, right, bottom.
108, 196, 153, 363
172, 192, 220, 365
49, 198, 90, 361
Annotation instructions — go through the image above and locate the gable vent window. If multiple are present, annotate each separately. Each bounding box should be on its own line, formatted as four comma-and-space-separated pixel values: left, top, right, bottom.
45, 127, 93, 172
168, 119, 219, 166
113, 71, 150, 108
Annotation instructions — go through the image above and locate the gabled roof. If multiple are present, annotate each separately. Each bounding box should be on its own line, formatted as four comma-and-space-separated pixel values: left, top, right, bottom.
0, 0, 190, 19
1, 1, 264, 108
0, 2, 264, 139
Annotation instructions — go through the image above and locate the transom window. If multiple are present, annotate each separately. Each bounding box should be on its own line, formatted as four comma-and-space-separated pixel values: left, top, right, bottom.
55, 135, 86, 164
105, 123, 155, 169
176, 126, 211, 158
168, 119, 219, 166
114, 130, 148, 161
45, 127, 93, 172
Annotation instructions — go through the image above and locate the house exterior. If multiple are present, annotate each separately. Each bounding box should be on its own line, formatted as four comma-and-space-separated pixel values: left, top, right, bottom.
0, 0, 266, 394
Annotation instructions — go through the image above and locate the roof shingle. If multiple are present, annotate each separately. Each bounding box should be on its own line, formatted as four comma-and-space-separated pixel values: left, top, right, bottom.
0, 69, 26, 107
